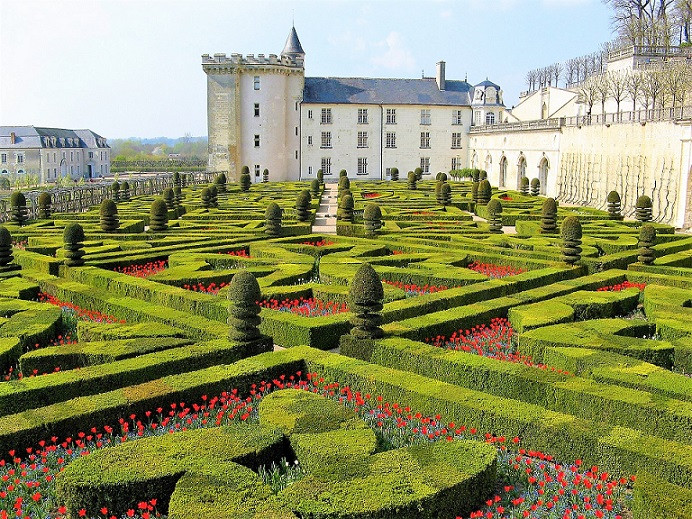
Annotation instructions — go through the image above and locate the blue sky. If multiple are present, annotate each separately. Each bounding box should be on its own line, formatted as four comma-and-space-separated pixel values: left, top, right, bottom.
0, 0, 613, 139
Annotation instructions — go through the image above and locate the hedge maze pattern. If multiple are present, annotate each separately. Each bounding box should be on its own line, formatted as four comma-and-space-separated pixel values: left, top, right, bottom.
0, 176, 690, 518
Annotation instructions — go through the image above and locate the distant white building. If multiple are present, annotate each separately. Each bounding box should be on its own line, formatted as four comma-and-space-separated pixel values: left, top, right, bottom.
0, 126, 110, 183
202, 27, 505, 182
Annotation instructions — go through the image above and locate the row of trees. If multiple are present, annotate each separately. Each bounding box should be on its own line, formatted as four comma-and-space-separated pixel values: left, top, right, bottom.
604, 0, 692, 48
576, 61, 691, 114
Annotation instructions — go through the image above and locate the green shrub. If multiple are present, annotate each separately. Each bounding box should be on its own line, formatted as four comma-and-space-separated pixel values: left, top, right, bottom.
390, 167, 399, 181
99, 199, 120, 232
338, 175, 350, 197
607, 191, 622, 220
215, 172, 227, 193
10, 191, 28, 226
173, 171, 181, 188
541, 198, 558, 234
339, 169, 348, 178
227, 271, 264, 345
310, 179, 320, 197
111, 181, 120, 202
636, 195, 653, 222
266, 202, 283, 238
63, 223, 86, 266
163, 188, 175, 211
317, 169, 324, 185
295, 190, 312, 222
174, 186, 183, 208
149, 199, 169, 232
487, 199, 503, 233
638, 224, 656, 265
561, 216, 582, 265
530, 178, 540, 196
262, 169, 269, 182
407, 171, 417, 190
209, 184, 219, 207
349, 263, 384, 339
477, 180, 491, 206
471, 181, 479, 202
0, 226, 13, 269
363, 203, 382, 236
414, 167, 423, 181
520, 176, 529, 195
37, 192, 52, 219
201, 187, 212, 209
240, 172, 251, 192
337, 194, 354, 223
120, 181, 130, 201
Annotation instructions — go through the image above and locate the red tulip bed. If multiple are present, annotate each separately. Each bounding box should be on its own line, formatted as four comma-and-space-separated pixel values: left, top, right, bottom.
383, 279, 455, 296
37, 293, 124, 325
300, 240, 335, 247
596, 281, 646, 292
0, 372, 633, 519
467, 261, 526, 279
219, 249, 250, 257
258, 297, 348, 317
362, 192, 381, 199
113, 261, 168, 278
425, 318, 572, 375
181, 281, 228, 295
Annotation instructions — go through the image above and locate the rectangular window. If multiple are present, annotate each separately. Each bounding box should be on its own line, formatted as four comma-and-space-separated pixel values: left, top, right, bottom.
1, 154, 6, 164
320, 131, 332, 148
357, 157, 368, 175
17, 154, 24, 163
254, 76, 260, 90
308, 109, 313, 119
88, 151, 94, 159
452, 109, 463, 125
254, 103, 260, 117
357, 108, 368, 124
386, 108, 396, 125
295, 101, 299, 111
452, 132, 462, 149
474, 110, 482, 126
357, 131, 368, 148
386, 167, 391, 178
420, 132, 430, 149
320, 108, 332, 124
385, 132, 396, 148
308, 166, 313, 175
254, 165, 261, 177
53, 153, 56, 162
295, 150, 298, 159
307, 136, 313, 145
254, 134, 260, 147
321, 157, 332, 175
452, 157, 462, 170
295, 126, 298, 136
485, 112, 496, 125
420, 109, 431, 125
420, 157, 430, 174
77, 152, 80, 160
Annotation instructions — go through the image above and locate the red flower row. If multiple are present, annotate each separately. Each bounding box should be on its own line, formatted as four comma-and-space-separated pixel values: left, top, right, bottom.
113, 260, 168, 278
300, 240, 335, 247
258, 297, 348, 317
468, 261, 526, 279
383, 279, 455, 295
37, 293, 125, 324
596, 281, 646, 292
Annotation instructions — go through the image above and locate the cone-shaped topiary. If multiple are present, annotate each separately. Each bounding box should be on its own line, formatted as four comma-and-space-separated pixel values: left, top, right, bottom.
561, 216, 582, 265
638, 224, 656, 265
338, 176, 350, 197
241, 165, 250, 176
339, 169, 348, 178
435, 181, 444, 204
520, 176, 529, 195
317, 169, 324, 185
436, 172, 448, 182
541, 198, 558, 234
120, 181, 130, 201
414, 167, 423, 181
38, 192, 52, 219
337, 194, 354, 223
295, 190, 312, 222
487, 199, 503, 233
227, 270, 263, 346
440, 183, 452, 207
209, 184, 219, 208
0, 226, 14, 269
111, 181, 121, 202
262, 169, 269, 183
10, 191, 28, 226
163, 188, 176, 211
63, 223, 86, 267
240, 172, 251, 192
471, 181, 479, 203
472, 170, 480, 183
530, 178, 540, 196
265, 202, 282, 238
635, 195, 653, 222
477, 180, 491, 206
310, 179, 320, 197
363, 203, 383, 237
407, 171, 417, 190
173, 171, 181, 188
390, 168, 399, 181
607, 191, 622, 220
349, 263, 384, 339
174, 186, 183, 209
149, 199, 168, 232
214, 173, 227, 193
479, 170, 488, 181
99, 199, 120, 232
201, 187, 213, 209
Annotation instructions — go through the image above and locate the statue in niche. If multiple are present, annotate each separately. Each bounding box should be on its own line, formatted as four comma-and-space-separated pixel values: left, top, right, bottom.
486, 88, 497, 104
474, 88, 484, 103
498, 90, 504, 105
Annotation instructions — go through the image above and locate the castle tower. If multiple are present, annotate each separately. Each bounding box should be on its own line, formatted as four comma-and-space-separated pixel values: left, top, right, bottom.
202, 27, 305, 181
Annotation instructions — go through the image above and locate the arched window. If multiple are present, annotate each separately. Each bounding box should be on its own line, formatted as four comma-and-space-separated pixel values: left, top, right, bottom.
485, 112, 495, 125
499, 156, 507, 187
485, 154, 493, 178
0, 170, 8, 176
542, 103, 548, 119
517, 155, 527, 189
538, 158, 549, 195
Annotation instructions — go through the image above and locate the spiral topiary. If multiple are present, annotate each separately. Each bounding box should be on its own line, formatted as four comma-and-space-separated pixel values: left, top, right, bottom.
435, 181, 444, 204
407, 171, 417, 190
201, 187, 213, 209
530, 178, 540, 197
38, 192, 52, 219
63, 223, 86, 267
339, 169, 348, 178
472, 170, 480, 183
520, 176, 529, 195
111, 181, 121, 202
149, 199, 168, 232
479, 170, 488, 181
310, 179, 320, 197
606, 191, 622, 220
209, 184, 219, 208
440, 183, 452, 207
239, 172, 251, 192
265, 202, 282, 238
638, 224, 656, 265
174, 186, 183, 209
471, 181, 479, 203
635, 195, 653, 222
120, 181, 130, 201
436, 172, 448, 182
487, 199, 503, 234
317, 169, 324, 185
540, 198, 558, 234
338, 176, 350, 197
0, 226, 14, 269
173, 171, 181, 188
163, 188, 176, 211
337, 194, 354, 223
561, 216, 582, 265
10, 191, 28, 226
363, 203, 382, 237
390, 168, 399, 181
99, 199, 120, 232
214, 173, 227, 193
414, 167, 423, 181
349, 263, 384, 339
295, 190, 312, 222
477, 180, 491, 206
227, 271, 263, 346
262, 169, 269, 183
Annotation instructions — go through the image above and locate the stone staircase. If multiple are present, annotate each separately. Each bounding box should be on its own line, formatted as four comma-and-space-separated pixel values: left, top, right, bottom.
311, 183, 337, 234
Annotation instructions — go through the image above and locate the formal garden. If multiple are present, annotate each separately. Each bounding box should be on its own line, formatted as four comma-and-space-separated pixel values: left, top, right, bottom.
0, 168, 689, 519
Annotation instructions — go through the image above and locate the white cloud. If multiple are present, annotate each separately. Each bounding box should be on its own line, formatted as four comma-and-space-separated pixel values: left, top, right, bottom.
370, 31, 416, 71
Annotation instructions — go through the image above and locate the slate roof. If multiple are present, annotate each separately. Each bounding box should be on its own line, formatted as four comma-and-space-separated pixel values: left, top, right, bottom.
475, 79, 501, 89
0, 126, 108, 149
282, 27, 305, 56
303, 77, 473, 106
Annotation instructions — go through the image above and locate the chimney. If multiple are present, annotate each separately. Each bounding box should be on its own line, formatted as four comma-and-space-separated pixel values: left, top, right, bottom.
10, 132, 16, 145
436, 61, 446, 90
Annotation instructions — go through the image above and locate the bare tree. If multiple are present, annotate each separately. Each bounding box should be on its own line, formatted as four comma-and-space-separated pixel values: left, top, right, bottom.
641, 68, 664, 109
552, 63, 564, 86
578, 76, 600, 115
603, 0, 678, 46
607, 71, 629, 115
675, 0, 692, 43
566, 59, 578, 86
625, 69, 644, 110
594, 73, 611, 115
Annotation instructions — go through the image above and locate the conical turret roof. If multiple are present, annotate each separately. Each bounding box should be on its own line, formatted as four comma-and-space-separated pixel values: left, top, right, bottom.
282, 26, 305, 56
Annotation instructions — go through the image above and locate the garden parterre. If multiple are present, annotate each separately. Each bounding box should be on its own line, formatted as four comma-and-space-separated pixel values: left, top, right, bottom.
0, 177, 689, 518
